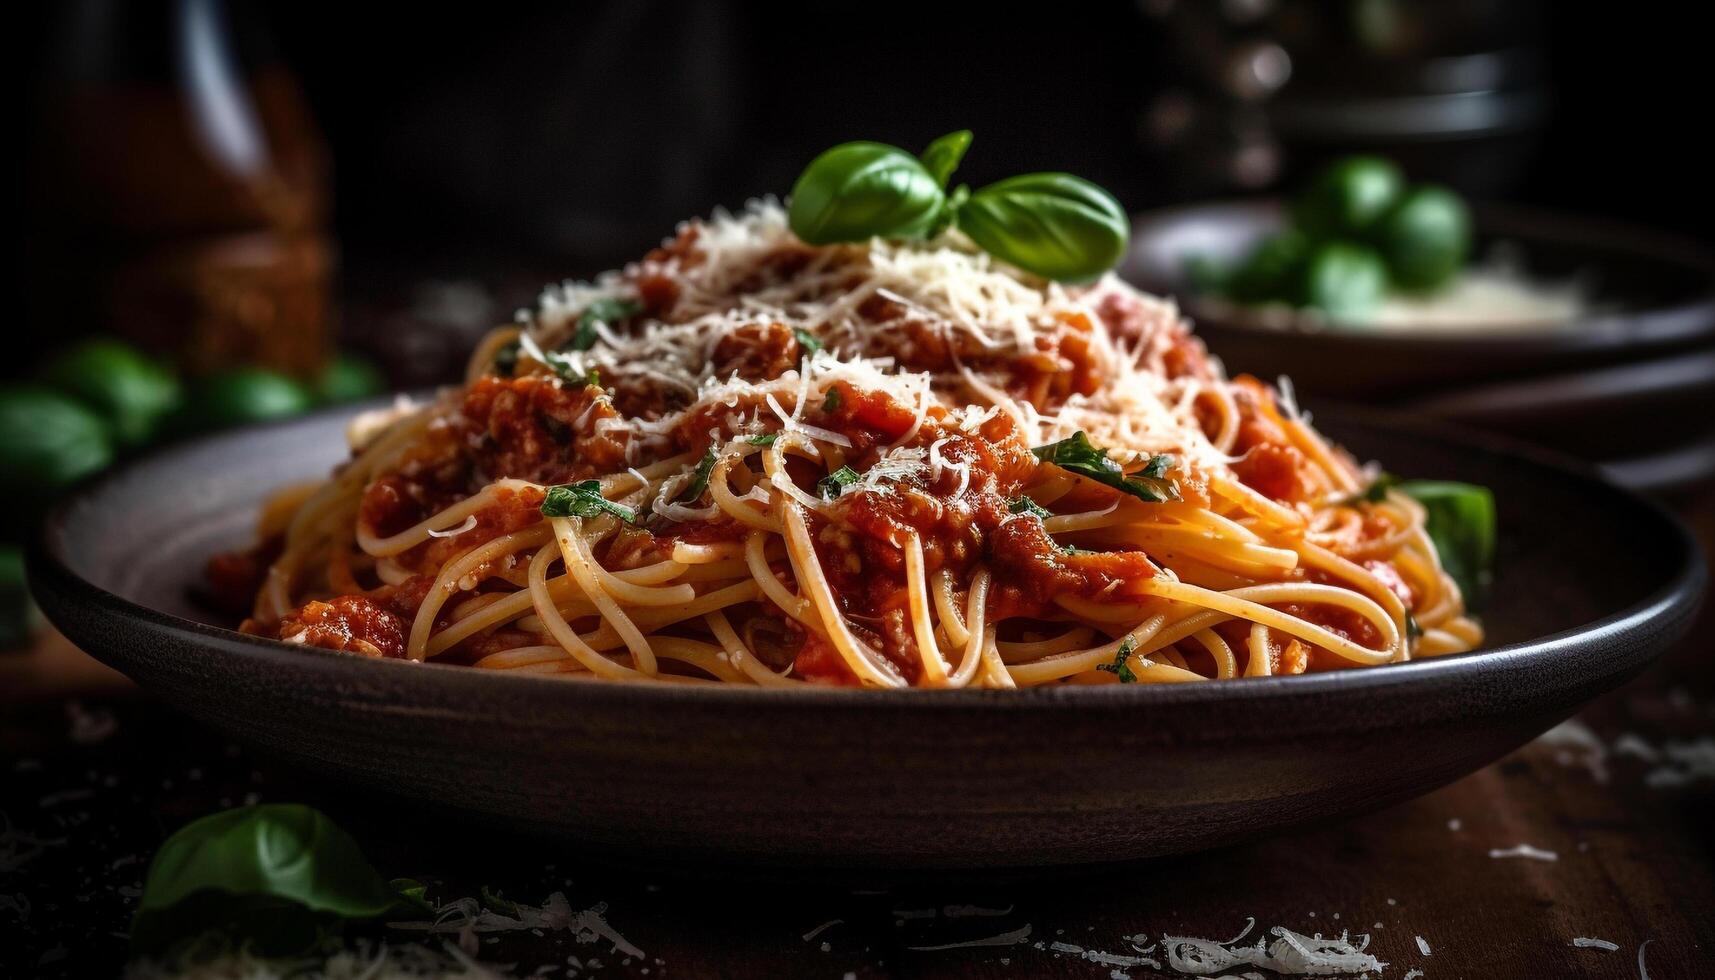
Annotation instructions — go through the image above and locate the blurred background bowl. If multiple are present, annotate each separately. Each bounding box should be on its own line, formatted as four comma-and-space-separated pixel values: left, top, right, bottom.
1122, 199, 1715, 493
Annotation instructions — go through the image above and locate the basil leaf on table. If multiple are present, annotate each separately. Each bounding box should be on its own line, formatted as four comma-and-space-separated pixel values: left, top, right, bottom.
788, 142, 946, 245
130, 804, 414, 955
1400, 480, 1495, 603
957, 173, 1130, 282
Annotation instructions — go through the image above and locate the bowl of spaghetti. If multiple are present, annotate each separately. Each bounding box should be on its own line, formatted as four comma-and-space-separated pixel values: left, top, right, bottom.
29, 197, 1704, 868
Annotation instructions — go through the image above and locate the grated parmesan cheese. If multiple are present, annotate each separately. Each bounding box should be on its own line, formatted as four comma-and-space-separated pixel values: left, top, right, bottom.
511, 200, 1231, 485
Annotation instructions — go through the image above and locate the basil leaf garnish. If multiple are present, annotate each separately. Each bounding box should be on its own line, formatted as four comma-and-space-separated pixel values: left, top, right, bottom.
1400, 480, 1495, 603
1031, 431, 1178, 503
786, 132, 1130, 279
918, 130, 973, 189
541, 480, 639, 524
958, 173, 1130, 282
817, 465, 861, 500
788, 142, 946, 245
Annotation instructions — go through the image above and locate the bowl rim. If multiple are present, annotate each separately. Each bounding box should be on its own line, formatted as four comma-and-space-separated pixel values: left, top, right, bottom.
1125, 197, 1715, 348
25, 403, 1708, 714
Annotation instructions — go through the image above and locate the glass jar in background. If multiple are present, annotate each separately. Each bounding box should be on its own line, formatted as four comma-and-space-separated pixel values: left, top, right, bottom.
26, 0, 333, 376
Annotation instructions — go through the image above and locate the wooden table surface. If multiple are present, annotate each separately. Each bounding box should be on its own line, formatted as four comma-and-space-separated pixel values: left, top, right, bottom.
5, 489, 1712, 979
4, 626, 1709, 980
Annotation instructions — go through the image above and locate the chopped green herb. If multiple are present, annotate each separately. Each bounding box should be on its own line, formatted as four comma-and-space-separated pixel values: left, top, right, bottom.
584, 368, 602, 389
794, 327, 823, 354
746, 432, 779, 446
570, 298, 642, 352
817, 465, 860, 499
1008, 495, 1053, 519
515, 331, 582, 382
492, 340, 520, 377
540, 416, 572, 444
390, 878, 434, 916
821, 386, 843, 413
479, 886, 520, 916
1405, 611, 1423, 641
1096, 638, 1138, 683
675, 448, 720, 504
541, 480, 639, 524
1139, 453, 1175, 479
1343, 471, 1400, 505
1400, 480, 1495, 604
1031, 431, 1178, 503
1058, 543, 1097, 556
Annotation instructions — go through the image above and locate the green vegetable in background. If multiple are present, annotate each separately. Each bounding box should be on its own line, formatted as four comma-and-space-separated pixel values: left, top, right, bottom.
957, 173, 1131, 283
1302, 241, 1388, 322
1400, 480, 1495, 602
1293, 155, 1403, 239
1, 544, 39, 650
788, 141, 947, 245
38, 338, 182, 450
1224, 229, 1310, 304
179, 368, 315, 432
0, 385, 115, 522
130, 804, 419, 955
1191, 154, 1476, 317
312, 352, 386, 405
1378, 185, 1472, 292
1031, 432, 1178, 504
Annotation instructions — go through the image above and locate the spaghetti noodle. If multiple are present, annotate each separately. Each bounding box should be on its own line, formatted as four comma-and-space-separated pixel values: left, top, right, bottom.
215, 201, 1481, 687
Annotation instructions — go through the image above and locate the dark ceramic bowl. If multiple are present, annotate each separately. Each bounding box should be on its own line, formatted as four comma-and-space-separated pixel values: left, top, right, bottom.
27, 405, 1705, 870
1121, 199, 1715, 401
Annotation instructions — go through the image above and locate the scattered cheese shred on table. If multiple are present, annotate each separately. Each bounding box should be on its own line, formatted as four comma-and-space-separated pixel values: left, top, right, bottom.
907, 923, 1033, 951
1488, 843, 1559, 861
1159, 920, 1385, 976
1571, 937, 1619, 951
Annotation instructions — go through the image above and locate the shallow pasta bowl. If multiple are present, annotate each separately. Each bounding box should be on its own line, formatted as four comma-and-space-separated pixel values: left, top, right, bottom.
27, 404, 1705, 869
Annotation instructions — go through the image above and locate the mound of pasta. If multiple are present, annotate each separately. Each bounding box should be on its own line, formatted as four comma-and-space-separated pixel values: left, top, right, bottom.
211, 202, 1481, 687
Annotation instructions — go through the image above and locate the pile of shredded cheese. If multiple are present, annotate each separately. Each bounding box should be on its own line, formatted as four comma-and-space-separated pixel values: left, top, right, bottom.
521, 199, 1229, 475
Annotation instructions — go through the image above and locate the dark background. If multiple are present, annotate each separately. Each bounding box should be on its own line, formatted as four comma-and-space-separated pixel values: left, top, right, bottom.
22, 0, 1711, 330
